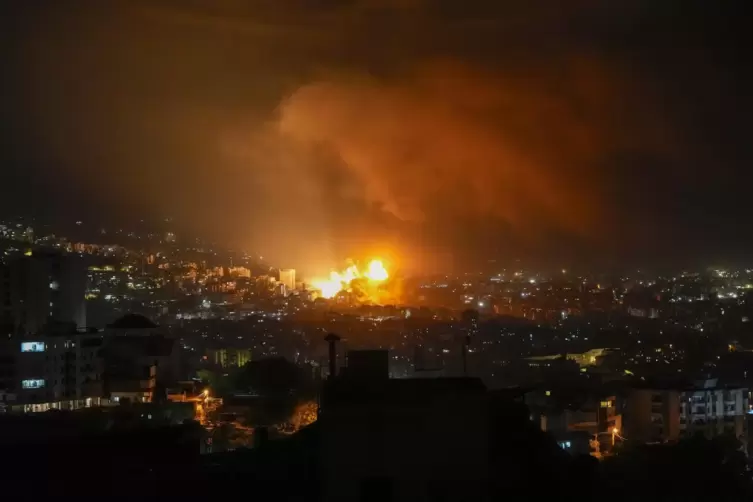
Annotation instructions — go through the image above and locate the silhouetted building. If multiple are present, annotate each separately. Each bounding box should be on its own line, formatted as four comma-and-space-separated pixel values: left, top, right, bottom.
319, 349, 490, 501
343, 349, 389, 381
623, 387, 681, 443
0, 252, 86, 337
106, 313, 158, 334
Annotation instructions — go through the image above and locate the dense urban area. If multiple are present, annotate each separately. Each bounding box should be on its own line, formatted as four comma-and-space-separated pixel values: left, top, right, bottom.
2, 217, 753, 498
3, 1, 752, 499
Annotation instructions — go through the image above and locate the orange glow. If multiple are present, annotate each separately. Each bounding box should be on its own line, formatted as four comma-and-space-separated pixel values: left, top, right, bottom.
364, 259, 388, 281
311, 259, 389, 299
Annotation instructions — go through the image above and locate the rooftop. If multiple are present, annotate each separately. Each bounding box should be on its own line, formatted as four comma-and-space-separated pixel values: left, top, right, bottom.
107, 314, 158, 330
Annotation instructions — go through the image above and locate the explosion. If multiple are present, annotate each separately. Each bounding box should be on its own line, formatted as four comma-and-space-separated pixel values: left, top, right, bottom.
364, 259, 388, 281
311, 259, 389, 300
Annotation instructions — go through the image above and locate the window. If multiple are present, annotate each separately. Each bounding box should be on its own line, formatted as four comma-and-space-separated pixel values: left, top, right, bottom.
21, 342, 45, 353
21, 379, 45, 389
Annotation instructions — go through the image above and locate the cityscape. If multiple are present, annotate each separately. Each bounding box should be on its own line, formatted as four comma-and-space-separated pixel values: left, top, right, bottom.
2, 1, 752, 500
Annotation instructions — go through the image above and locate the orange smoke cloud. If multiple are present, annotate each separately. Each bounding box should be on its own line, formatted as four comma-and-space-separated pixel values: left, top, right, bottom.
275, 59, 668, 239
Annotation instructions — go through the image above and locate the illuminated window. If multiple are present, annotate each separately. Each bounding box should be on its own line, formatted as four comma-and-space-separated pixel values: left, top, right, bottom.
600, 400, 613, 408
545, 390, 551, 396
21, 342, 45, 353
22, 379, 45, 389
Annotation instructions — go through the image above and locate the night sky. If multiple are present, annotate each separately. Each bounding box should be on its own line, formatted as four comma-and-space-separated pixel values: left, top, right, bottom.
1, 1, 751, 274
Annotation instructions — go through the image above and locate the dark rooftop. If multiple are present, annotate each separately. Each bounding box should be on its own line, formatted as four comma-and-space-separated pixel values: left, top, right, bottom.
323, 376, 487, 407
107, 314, 158, 330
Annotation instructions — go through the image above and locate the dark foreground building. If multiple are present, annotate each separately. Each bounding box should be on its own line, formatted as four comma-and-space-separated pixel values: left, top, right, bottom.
1, 348, 751, 501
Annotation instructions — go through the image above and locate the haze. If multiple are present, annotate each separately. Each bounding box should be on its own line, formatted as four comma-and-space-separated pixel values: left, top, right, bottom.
1, 0, 751, 275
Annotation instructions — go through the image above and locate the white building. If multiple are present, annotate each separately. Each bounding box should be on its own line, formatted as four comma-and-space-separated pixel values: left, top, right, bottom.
279, 269, 296, 293
680, 379, 749, 439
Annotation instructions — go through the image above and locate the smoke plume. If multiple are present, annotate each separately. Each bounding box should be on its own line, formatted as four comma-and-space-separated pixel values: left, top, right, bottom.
267, 59, 668, 259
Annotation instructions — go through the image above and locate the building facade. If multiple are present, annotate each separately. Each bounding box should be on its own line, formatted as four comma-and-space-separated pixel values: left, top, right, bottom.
278, 269, 296, 293
623, 380, 749, 444
0, 252, 86, 337
208, 347, 251, 368
1, 315, 173, 413
680, 379, 749, 439
623, 388, 681, 442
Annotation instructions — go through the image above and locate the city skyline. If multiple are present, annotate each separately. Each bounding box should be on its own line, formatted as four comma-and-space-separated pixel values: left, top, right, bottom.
2, 3, 753, 495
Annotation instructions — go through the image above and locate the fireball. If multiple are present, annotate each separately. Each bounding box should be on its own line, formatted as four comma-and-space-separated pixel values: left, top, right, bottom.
310, 259, 389, 299
364, 260, 388, 281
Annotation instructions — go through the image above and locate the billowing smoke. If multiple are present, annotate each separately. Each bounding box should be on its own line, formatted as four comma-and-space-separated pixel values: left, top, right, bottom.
261, 59, 669, 272
9, 0, 710, 274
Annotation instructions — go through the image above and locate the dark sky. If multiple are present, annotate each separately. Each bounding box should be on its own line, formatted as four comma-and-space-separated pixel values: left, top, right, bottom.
1, 0, 751, 275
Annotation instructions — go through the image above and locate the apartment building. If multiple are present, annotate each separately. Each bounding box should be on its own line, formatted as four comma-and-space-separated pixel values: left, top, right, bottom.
1, 315, 175, 413
623, 379, 749, 443
680, 378, 748, 439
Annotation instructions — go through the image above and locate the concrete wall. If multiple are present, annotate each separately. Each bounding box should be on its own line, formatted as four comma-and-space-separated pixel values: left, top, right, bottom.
319, 389, 490, 501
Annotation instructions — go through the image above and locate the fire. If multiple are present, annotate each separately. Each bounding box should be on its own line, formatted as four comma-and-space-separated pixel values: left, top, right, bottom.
364, 260, 388, 281
311, 259, 389, 299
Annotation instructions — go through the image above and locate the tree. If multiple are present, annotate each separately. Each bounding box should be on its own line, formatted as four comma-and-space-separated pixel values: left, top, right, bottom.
196, 368, 234, 396
601, 433, 753, 501
234, 357, 312, 398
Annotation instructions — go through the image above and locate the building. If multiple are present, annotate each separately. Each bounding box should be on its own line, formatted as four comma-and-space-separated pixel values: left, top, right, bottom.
227, 266, 251, 278
680, 379, 749, 439
319, 348, 490, 500
623, 379, 749, 443
0, 251, 86, 337
102, 353, 157, 405
525, 387, 622, 438
278, 268, 296, 293
104, 314, 180, 385
2, 314, 176, 412
623, 387, 681, 442
105, 313, 160, 336
208, 348, 251, 368
6, 327, 107, 412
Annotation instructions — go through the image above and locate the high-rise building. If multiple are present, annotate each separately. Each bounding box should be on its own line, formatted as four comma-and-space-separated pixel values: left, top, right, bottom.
279, 269, 296, 292
208, 347, 252, 368
0, 251, 86, 337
